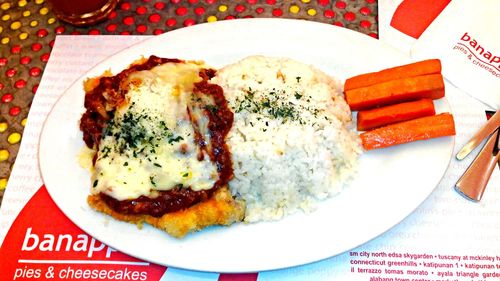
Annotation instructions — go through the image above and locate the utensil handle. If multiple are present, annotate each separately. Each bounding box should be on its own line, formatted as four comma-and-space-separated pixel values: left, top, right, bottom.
456, 110, 500, 160
455, 130, 499, 201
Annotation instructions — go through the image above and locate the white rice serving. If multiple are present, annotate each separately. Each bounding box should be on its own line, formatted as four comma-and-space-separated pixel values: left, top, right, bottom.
212, 56, 361, 222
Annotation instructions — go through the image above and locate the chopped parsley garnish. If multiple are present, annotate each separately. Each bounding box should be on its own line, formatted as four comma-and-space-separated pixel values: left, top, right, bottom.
168, 136, 184, 144
100, 146, 112, 158
205, 104, 218, 114
99, 104, 184, 160
234, 88, 298, 123
232, 86, 330, 128
149, 176, 157, 186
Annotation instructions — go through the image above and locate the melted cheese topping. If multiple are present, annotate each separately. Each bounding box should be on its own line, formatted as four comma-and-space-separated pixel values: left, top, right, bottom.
91, 62, 219, 201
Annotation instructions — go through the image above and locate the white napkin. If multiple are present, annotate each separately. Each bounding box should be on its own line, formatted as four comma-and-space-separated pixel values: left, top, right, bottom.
378, 0, 450, 55
410, 0, 500, 110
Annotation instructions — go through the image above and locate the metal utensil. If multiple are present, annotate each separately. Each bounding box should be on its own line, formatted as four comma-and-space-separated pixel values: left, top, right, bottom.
456, 110, 500, 160
455, 129, 500, 201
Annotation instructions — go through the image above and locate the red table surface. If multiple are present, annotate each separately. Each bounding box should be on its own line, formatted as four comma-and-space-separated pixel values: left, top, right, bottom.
0, 0, 378, 205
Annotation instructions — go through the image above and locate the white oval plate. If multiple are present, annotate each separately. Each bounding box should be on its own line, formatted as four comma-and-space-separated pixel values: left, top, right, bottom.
39, 19, 454, 273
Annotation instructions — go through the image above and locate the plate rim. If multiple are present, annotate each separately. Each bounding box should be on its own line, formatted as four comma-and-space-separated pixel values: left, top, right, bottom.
38, 18, 455, 273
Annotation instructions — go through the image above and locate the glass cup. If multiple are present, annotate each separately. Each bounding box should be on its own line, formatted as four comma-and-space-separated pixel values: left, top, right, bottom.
47, 0, 119, 26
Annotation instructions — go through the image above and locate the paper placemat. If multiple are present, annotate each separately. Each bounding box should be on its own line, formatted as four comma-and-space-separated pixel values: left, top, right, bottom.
379, 0, 499, 110
1, 35, 499, 281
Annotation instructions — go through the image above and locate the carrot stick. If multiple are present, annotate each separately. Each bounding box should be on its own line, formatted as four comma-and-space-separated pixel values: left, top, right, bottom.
360, 113, 455, 150
344, 59, 442, 91
344, 73, 445, 111
357, 99, 436, 131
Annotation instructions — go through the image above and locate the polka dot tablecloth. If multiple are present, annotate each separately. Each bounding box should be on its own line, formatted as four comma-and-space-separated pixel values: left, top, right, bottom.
0, 0, 378, 205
